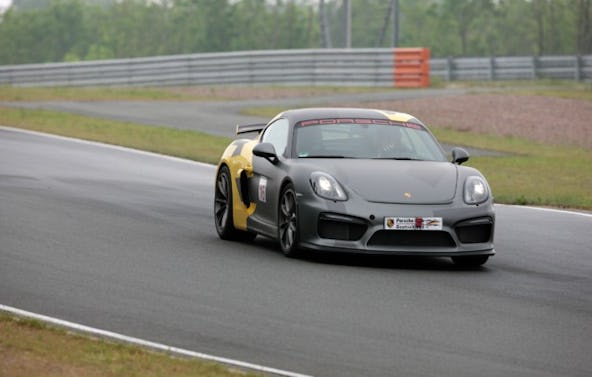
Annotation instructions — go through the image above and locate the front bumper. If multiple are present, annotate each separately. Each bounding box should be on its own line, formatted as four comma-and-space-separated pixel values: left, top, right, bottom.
296, 194, 495, 257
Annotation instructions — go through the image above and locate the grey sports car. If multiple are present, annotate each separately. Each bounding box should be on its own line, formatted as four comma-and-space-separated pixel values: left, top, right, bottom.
215, 108, 495, 266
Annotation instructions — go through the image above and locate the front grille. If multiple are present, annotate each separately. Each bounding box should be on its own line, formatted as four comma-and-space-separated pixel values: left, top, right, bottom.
367, 230, 456, 248
318, 213, 367, 241
455, 218, 493, 243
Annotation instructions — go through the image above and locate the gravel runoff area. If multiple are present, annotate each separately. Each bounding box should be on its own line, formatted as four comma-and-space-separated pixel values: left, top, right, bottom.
364, 94, 592, 149
173, 86, 591, 149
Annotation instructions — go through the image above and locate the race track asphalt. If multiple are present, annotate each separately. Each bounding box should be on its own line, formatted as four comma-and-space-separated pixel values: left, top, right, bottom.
1, 127, 591, 377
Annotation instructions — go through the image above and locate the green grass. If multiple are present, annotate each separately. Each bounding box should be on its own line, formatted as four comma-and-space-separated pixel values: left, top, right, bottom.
431, 128, 592, 209
0, 107, 231, 165
0, 86, 198, 101
0, 313, 259, 377
0, 85, 396, 102
241, 106, 287, 118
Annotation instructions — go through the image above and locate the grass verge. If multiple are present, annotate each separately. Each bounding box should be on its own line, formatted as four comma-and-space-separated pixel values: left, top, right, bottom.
0, 85, 394, 102
0, 86, 197, 101
0, 107, 230, 165
430, 128, 592, 209
0, 313, 259, 377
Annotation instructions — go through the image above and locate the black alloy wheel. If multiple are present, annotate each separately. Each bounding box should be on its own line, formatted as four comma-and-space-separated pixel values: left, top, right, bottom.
278, 183, 300, 257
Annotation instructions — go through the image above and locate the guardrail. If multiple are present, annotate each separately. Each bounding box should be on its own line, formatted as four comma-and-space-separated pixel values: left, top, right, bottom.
0, 49, 393, 88
0, 49, 590, 87
431, 55, 592, 81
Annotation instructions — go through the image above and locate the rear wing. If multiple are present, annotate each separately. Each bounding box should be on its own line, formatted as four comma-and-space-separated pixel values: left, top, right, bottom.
236, 123, 266, 135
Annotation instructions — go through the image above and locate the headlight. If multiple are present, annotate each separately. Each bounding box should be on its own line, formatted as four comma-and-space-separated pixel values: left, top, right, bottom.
310, 172, 347, 201
464, 176, 489, 204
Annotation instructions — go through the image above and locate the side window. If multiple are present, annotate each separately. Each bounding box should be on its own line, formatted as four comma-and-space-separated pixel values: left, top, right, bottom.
261, 118, 289, 157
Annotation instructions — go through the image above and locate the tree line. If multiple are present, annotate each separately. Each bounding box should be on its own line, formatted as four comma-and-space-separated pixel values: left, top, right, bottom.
0, 0, 590, 65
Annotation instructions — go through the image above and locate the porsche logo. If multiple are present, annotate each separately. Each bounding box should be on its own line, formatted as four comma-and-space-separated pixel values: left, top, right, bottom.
404, 192, 412, 199
386, 218, 395, 228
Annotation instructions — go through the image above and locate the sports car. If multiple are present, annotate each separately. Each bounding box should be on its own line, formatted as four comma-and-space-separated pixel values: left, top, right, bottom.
214, 108, 495, 266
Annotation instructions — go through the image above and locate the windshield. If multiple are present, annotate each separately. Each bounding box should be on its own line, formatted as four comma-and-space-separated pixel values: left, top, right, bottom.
294, 118, 447, 161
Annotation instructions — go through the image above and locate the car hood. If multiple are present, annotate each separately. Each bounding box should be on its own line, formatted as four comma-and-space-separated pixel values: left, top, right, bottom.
307, 159, 458, 204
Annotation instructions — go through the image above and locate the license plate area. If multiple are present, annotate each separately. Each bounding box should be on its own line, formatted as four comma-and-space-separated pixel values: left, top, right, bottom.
384, 217, 443, 231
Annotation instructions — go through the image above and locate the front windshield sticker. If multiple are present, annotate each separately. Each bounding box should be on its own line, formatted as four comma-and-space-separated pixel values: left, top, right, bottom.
298, 118, 424, 130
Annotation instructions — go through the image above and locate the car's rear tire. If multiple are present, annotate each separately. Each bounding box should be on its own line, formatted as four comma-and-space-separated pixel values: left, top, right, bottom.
214, 165, 256, 242
451, 255, 490, 267
278, 183, 300, 257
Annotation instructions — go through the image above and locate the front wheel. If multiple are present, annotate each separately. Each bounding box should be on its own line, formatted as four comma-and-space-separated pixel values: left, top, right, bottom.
451, 255, 490, 268
278, 183, 300, 257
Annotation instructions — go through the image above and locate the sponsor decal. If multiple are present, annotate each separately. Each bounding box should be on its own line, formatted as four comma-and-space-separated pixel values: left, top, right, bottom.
258, 177, 267, 203
298, 118, 425, 131
384, 217, 443, 231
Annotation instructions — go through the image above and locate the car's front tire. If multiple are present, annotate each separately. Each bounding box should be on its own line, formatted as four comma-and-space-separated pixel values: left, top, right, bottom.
278, 183, 300, 257
451, 255, 490, 267
214, 165, 256, 242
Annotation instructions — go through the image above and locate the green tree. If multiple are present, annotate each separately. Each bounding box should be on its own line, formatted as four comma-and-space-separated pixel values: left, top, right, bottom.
228, 0, 273, 50
271, 0, 316, 49
201, 0, 232, 51
168, 0, 207, 54
0, 0, 589, 65
575, 0, 592, 53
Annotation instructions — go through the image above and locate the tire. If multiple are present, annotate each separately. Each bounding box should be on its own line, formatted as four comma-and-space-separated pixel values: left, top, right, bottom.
214, 166, 256, 242
278, 183, 300, 257
451, 255, 489, 267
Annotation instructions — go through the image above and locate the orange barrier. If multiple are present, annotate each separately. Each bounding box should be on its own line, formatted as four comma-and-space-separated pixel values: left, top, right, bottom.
393, 48, 430, 88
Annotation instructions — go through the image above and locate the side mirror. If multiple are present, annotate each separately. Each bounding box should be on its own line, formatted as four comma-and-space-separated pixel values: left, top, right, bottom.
451, 147, 470, 165
253, 142, 279, 164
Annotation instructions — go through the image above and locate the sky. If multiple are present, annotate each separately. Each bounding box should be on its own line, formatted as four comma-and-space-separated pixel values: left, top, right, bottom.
0, 0, 11, 11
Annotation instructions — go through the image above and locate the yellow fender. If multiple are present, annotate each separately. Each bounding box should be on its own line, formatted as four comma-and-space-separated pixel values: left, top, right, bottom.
217, 139, 258, 231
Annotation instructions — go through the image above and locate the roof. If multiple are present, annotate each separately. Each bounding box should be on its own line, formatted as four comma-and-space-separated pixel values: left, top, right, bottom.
276, 107, 422, 125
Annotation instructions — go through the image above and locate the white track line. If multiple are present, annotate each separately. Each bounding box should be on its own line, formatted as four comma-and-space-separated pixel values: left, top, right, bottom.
0, 304, 313, 377
496, 204, 592, 218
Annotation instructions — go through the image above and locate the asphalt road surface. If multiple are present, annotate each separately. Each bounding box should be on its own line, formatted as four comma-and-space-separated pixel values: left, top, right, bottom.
1, 127, 591, 377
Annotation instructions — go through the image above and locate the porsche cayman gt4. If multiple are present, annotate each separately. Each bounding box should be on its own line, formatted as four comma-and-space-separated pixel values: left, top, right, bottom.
214, 108, 495, 266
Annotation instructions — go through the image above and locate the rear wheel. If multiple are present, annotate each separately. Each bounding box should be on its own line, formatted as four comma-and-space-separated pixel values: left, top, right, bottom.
451, 255, 489, 267
278, 183, 300, 257
214, 166, 256, 241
